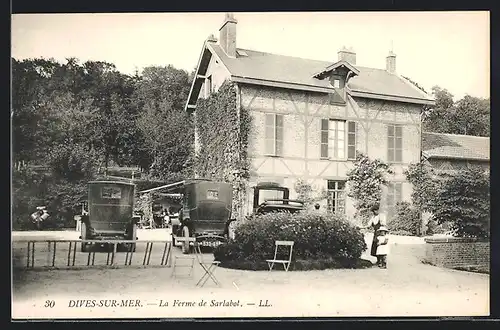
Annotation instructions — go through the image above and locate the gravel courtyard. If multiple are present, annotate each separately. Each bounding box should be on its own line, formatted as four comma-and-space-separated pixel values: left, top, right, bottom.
12, 229, 489, 319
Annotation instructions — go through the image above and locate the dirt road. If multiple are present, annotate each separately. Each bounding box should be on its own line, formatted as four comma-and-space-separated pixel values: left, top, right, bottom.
12, 230, 489, 318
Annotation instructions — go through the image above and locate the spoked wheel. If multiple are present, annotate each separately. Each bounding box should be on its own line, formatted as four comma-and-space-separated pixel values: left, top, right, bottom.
181, 226, 191, 254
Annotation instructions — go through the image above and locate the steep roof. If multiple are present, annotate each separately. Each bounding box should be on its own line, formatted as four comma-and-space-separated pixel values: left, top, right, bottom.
185, 41, 435, 110
422, 132, 490, 161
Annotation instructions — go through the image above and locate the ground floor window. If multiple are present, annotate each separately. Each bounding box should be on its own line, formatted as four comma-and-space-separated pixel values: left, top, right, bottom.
327, 180, 346, 214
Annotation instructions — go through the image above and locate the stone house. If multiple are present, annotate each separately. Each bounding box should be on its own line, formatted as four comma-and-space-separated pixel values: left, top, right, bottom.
185, 13, 435, 221
422, 132, 490, 173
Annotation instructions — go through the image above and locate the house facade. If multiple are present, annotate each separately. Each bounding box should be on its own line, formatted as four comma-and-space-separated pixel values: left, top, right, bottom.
422, 132, 490, 173
185, 13, 435, 221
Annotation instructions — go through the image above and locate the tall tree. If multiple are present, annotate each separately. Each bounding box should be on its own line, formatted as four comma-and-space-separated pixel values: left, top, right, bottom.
424, 86, 490, 137
132, 65, 194, 180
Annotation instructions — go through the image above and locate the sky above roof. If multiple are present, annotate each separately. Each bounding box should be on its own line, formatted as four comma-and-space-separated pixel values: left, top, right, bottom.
11, 11, 490, 100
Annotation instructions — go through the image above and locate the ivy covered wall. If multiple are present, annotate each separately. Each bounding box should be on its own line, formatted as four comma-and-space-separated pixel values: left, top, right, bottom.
194, 81, 252, 220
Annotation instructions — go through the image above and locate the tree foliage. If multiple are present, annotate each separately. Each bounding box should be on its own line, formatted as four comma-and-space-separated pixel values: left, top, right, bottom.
429, 167, 490, 238
424, 86, 490, 137
404, 162, 439, 212
12, 57, 193, 229
389, 201, 421, 236
346, 153, 393, 223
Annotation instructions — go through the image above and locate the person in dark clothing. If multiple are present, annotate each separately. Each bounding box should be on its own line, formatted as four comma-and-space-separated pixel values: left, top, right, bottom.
359, 205, 387, 264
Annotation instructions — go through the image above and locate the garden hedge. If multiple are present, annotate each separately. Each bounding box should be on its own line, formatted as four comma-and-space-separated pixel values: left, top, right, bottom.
213, 211, 368, 270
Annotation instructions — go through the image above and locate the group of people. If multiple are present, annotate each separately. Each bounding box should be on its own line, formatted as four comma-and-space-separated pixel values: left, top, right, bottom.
359, 205, 390, 269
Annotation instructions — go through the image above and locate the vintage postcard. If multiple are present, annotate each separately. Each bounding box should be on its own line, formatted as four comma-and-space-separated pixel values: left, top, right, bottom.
11, 11, 490, 319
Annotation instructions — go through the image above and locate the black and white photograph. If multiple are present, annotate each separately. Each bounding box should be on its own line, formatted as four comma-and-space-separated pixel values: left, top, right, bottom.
11, 11, 490, 319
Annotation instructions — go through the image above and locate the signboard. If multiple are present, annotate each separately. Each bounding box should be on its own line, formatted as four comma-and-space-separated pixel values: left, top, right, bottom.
101, 187, 122, 199
206, 190, 219, 200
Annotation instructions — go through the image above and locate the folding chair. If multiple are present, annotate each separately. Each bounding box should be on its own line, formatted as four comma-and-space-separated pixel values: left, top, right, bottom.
194, 242, 221, 287
266, 240, 294, 272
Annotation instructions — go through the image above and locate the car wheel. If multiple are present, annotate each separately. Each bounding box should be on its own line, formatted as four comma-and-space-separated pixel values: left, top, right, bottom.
181, 226, 190, 254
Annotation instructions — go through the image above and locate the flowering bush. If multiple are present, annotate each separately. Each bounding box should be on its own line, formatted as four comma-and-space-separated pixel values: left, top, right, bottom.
213, 211, 367, 268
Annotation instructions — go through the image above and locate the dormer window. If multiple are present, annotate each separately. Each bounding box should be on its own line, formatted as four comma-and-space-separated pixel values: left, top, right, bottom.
312, 60, 360, 90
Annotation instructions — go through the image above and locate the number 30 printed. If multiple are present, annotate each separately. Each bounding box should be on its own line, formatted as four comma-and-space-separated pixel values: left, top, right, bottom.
44, 300, 55, 308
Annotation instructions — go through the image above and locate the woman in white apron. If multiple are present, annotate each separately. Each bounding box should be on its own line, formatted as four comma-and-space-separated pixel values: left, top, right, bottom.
360, 205, 387, 259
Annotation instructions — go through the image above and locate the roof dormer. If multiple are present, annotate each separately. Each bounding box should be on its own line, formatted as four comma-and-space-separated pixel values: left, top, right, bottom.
313, 59, 359, 99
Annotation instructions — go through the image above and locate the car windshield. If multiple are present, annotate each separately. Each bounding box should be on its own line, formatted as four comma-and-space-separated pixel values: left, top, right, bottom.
259, 189, 285, 205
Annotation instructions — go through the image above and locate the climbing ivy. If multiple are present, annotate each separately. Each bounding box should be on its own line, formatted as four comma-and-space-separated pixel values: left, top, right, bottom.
346, 153, 393, 223
195, 81, 252, 219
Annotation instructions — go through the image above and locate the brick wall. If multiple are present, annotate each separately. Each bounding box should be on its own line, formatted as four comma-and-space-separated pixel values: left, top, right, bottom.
423, 237, 490, 273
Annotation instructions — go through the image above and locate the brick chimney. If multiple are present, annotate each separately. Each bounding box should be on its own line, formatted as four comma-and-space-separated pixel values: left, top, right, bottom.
337, 46, 356, 65
219, 13, 237, 57
386, 51, 396, 73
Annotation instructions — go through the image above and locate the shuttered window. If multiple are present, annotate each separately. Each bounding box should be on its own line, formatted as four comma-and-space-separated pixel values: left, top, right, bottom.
388, 124, 403, 162
265, 114, 284, 156
321, 119, 357, 160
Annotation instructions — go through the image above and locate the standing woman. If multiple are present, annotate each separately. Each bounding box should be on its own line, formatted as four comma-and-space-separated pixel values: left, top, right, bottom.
360, 205, 387, 261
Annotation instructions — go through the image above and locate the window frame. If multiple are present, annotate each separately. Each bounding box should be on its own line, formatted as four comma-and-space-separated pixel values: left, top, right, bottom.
326, 180, 346, 215
387, 124, 403, 163
264, 113, 284, 157
321, 119, 357, 160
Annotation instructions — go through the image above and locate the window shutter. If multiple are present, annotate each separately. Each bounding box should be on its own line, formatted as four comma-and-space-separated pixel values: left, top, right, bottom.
275, 115, 284, 156
387, 125, 394, 162
395, 125, 403, 162
347, 121, 357, 160
321, 119, 329, 158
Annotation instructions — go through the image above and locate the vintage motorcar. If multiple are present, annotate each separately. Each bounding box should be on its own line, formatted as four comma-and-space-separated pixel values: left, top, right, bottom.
79, 180, 140, 252
252, 182, 305, 215
167, 179, 234, 254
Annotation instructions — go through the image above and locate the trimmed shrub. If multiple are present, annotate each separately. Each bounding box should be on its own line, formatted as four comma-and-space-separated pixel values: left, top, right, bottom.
213, 211, 367, 268
388, 201, 421, 236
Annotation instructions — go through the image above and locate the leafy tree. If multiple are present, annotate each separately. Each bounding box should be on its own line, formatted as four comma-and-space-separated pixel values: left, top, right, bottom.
424, 86, 490, 137
133, 65, 194, 180
346, 153, 393, 223
429, 167, 490, 238
404, 162, 439, 213
451, 95, 490, 136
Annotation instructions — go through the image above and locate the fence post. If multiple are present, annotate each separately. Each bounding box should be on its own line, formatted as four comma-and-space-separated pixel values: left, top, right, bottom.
52, 242, 57, 267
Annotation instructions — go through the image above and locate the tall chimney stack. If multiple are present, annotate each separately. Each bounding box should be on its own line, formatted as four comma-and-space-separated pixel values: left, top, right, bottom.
386, 51, 396, 73
219, 13, 237, 57
337, 46, 356, 65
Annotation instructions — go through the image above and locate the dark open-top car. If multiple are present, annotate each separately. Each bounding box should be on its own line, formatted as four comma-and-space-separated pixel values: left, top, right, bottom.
252, 182, 305, 215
